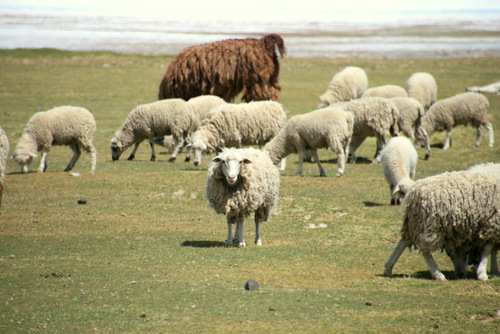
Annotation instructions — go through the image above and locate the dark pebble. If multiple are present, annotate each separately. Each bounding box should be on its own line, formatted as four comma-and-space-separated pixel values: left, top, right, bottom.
245, 279, 259, 291
77, 199, 87, 205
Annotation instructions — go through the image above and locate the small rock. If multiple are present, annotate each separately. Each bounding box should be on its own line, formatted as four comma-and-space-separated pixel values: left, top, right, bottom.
245, 279, 259, 291
269, 306, 277, 311
69, 172, 81, 177
77, 198, 87, 205
366, 301, 373, 306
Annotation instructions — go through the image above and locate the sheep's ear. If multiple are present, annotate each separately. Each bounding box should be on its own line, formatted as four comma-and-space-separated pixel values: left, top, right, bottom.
186, 143, 192, 148
242, 158, 252, 165
30, 152, 38, 159
212, 157, 222, 163
392, 185, 400, 196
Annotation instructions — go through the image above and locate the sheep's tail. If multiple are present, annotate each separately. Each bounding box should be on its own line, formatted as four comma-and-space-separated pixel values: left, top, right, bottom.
262, 34, 286, 58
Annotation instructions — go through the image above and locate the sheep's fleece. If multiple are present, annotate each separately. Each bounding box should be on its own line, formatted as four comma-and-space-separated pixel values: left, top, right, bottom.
318, 66, 368, 107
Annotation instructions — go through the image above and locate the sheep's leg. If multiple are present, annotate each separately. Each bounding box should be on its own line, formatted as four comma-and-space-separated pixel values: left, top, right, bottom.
416, 128, 431, 160
485, 122, 494, 147
372, 134, 386, 163
384, 239, 410, 277
349, 136, 365, 164
450, 243, 470, 279
311, 149, 326, 177
254, 209, 267, 246
422, 251, 447, 281
442, 128, 452, 149
149, 140, 156, 161
333, 137, 350, 177
279, 158, 286, 171
38, 151, 48, 173
169, 137, 186, 163
491, 244, 499, 277
225, 217, 235, 247
473, 124, 483, 148
127, 143, 140, 160
65, 144, 81, 172
296, 151, 305, 176
233, 216, 247, 247
476, 243, 493, 281
184, 144, 192, 162
88, 146, 97, 174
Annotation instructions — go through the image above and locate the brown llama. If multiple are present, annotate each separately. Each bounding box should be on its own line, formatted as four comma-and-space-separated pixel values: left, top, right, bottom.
158, 34, 286, 102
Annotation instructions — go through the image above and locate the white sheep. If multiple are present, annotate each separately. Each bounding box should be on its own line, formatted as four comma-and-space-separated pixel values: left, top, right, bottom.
405, 72, 438, 109
205, 147, 280, 247
191, 101, 287, 166
380, 137, 417, 205
0, 126, 9, 208
384, 171, 500, 281
389, 97, 426, 142
417, 92, 494, 160
362, 85, 408, 99
334, 97, 399, 164
264, 107, 353, 177
318, 66, 368, 108
13, 106, 97, 174
110, 98, 199, 162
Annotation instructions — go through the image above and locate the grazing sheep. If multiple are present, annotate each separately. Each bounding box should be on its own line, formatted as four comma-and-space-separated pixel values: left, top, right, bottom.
158, 34, 286, 102
13, 106, 97, 174
335, 97, 399, 163
110, 99, 198, 162
0, 126, 9, 208
318, 66, 368, 108
384, 171, 500, 281
362, 85, 408, 99
389, 97, 426, 142
191, 101, 287, 166
417, 92, 494, 160
264, 107, 353, 177
205, 147, 280, 247
405, 72, 438, 109
380, 137, 417, 205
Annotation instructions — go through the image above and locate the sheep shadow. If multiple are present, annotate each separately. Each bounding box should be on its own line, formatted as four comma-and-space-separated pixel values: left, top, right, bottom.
364, 201, 385, 207
380, 270, 474, 281
181, 240, 226, 248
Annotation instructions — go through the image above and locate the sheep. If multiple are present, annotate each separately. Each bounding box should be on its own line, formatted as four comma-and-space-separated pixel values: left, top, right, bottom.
110, 99, 199, 163
264, 107, 353, 177
384, 171, 500, 281
417, 92, 494, 160
191, 101, 287, 166
205, 147, 280, 247
318, 66, 368, 108
405, 72, 438, 109
0, 126, 9, 209
334, 97, 399, 164
362, 85, 408, 99
158, 34, 286, 102
13, 106, 97, 174
380, 137, 417, 205
389, 97, 426, 142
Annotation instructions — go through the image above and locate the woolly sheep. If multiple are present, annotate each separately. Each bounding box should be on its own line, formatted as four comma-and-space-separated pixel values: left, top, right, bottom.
110, 99, 199, 163
380, 137, 417, 205
318, 66, 368, 108
205, 147, 280, 247
384, 171, 500, 281
335, 97, 399, 164
13, 106, 97, 174
362, 85, 408, 99
417, 92, 494, 160
191, 101, 287, 166
405, 72, 438, 109
389, 97, 426, 142
264, 107, 353, 177
0, 126, 9, 208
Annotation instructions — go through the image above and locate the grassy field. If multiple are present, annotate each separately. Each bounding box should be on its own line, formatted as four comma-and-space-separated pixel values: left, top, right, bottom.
0, 49, 499, 333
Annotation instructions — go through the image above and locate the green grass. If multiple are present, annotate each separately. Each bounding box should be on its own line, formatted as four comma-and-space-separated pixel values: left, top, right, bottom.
1, 49, 500, 333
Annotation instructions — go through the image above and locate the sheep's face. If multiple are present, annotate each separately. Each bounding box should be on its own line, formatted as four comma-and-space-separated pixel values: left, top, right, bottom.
192, 139, 207, 166
110, 139, 124, 161
213, 153, 251, 186
12, 153, 36, 173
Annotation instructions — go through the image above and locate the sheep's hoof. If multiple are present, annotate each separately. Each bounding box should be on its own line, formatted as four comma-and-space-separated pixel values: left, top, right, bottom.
335, 172, 343, 177
390, 199, 396, 205
435, 273, 447, 281
255, 239, 262, 246
184, 157, 191, 162
383, 268, 393, 277
150, 156, 156, 162
477, 272, 489, 281
126, 155, 135, 161
424, 153, 430, 160
168, 157, 176, 163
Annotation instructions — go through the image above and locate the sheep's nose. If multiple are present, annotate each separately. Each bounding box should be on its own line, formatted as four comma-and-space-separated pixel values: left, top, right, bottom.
227, 175, 237, 184
194, 161, 199, 166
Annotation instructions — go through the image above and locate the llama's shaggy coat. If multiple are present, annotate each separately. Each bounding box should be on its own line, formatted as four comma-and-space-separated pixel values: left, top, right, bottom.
264, 107, 354, 177
384, 171, 500, 281
110, 99, 199, 162
380, 136, 417, 205
318, 66, 368, 108
335, 97, 400, 163
205, 147, 280, 247
0, 126, 9, 208
158, 34, 286, 102
405, 72, 438, 109
418, 92, 494, 159
191, 101, 287, 166
13, 106, 97, 174
362, 85, 408, 99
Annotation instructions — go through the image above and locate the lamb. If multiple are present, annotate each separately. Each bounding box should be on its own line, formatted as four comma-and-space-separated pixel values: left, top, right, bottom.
405, 72, 438, 109
110, 98, 199, 162
384, 171, 500, 281
380, 137, 417, 205
191, 101, 287, 166
362, 85, 408, 99
318, 66, 368, 108
13, 106, 97, 174
0, 126, 9, 208
205, 147, 280, 247
417, 92, 494, 160
264, 107, 353, 177
334, 97, 400, 163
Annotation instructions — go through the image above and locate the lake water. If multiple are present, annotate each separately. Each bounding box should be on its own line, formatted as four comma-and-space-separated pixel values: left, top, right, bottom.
1, 6, 500, 58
